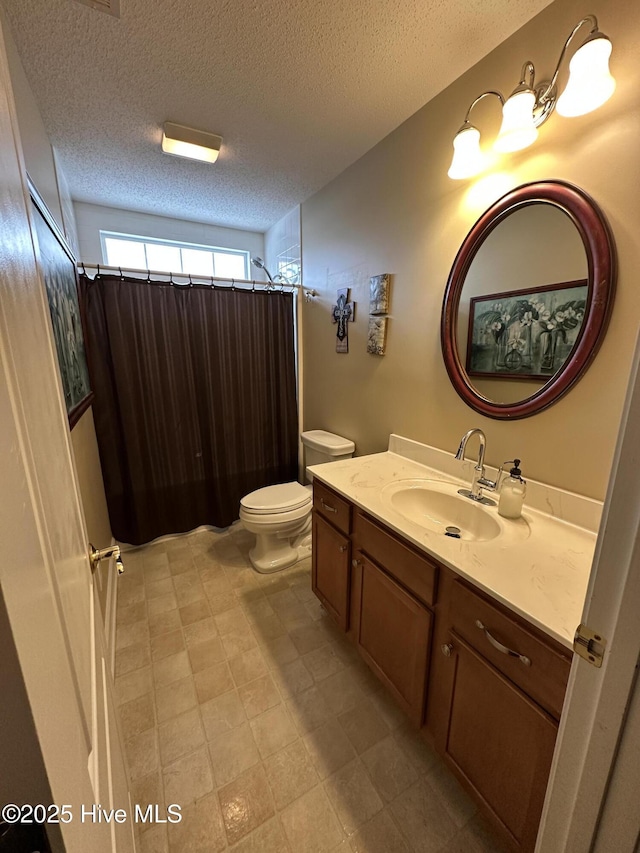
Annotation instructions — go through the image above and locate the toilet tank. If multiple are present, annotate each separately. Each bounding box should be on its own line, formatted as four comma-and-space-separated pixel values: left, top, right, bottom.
301, 429, 355, 481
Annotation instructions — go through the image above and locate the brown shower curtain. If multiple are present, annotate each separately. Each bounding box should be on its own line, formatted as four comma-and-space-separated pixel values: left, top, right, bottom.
80, 273, 298, 546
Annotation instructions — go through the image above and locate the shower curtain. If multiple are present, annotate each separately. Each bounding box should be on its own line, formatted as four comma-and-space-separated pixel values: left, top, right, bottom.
79, 273, 298, 546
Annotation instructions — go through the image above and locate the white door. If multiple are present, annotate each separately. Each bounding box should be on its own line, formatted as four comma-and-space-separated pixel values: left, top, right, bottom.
0, 17, 133, 853
536, 324, 640, 852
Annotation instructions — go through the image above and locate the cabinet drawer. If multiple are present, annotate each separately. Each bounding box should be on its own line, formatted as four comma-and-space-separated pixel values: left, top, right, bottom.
353, 510, 437, 607
313, 480, 352, 534
450, 580, 571, 719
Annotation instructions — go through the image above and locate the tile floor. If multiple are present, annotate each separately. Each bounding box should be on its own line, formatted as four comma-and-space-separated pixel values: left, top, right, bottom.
115, 524, 506, 853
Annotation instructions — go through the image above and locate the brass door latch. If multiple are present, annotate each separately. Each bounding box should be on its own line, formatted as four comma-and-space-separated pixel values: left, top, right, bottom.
89, 543, 125, 575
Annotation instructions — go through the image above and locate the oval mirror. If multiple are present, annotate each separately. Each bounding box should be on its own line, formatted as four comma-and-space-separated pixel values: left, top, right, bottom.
441, 181, 616, 419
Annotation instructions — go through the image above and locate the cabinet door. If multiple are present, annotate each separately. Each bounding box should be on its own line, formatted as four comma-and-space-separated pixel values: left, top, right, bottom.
450, 579, 570, 719
444, 634, 558, 851
357, 556, 432, 726
312, 512, 351, 630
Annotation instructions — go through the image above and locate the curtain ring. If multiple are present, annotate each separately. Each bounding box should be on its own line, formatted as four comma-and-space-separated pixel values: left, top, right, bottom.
146, 268, 151, 283
169, 270, 175, 285
80, 261, 87, 276
231, 277, 235, 291
96, 263, 101, 279
119, 266, 124, 280
188, 273, 193, 287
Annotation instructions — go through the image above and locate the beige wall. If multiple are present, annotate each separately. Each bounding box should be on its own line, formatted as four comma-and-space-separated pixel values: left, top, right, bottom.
301, 0, 640, 501
2, 14, 113, 547
71, 408, 112, 548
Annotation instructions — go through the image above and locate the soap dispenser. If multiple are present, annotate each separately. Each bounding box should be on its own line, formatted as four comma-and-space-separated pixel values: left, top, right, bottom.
498, 459, 526, 519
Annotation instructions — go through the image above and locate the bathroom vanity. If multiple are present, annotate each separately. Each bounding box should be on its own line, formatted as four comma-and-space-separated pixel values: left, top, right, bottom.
310, 435, 599, 853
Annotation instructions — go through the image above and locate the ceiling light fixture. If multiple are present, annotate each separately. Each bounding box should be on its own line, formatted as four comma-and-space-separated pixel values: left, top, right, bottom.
161, 122, 223, 163
448, 15, 615, 180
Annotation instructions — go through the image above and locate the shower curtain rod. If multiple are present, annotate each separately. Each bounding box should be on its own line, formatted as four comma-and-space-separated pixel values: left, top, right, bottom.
78, 261, 317, 300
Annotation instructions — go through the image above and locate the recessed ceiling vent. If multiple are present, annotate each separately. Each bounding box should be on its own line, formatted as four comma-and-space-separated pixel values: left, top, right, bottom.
73, 0, 120, 18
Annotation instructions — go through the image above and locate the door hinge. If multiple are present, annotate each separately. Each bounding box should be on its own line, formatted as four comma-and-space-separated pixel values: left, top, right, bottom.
573, 623, 606, 668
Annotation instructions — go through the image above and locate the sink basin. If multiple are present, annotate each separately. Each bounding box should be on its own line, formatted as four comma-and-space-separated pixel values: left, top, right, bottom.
381, 479, 502, 542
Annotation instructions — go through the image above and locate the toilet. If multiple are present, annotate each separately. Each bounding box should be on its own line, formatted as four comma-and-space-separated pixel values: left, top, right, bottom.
240, 430, 355, 573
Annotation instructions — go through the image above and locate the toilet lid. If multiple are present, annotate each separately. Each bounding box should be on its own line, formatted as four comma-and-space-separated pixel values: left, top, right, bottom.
240, 481, 312, 514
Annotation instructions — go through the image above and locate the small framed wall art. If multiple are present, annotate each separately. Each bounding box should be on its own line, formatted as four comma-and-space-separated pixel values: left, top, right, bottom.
331, 287, 355, 353
369, 273, 390, 315
367, 273, 390, 355
367, 316, 388, 356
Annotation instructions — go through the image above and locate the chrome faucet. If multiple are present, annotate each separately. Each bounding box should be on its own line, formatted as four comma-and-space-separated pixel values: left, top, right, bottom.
454, 428, 498, 505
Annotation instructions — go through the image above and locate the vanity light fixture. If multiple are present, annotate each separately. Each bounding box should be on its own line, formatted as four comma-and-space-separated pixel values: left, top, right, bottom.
448, 91, 503, 180
493, 64, 539, 154
161, 122, 223, 163
448, 15, 615, 180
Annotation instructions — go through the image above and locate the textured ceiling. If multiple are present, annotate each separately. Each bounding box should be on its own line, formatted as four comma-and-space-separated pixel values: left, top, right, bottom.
3, 0, 553, 232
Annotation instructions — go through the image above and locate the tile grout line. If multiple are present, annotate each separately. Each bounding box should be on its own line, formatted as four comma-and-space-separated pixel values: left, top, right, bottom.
117, 529, 496, 853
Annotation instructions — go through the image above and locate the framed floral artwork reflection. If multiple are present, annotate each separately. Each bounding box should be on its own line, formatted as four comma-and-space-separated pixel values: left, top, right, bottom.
466, 279, 588, 380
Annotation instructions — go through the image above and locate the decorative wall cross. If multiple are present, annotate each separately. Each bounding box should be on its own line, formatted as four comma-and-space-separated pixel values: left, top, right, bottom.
332, 288, 355, 353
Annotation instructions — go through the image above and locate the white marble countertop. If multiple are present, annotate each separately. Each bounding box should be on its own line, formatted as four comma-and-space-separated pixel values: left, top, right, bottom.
309, 441, 600, 650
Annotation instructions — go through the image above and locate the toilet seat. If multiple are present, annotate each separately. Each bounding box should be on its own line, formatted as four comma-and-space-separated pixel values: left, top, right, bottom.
239, 482, 313, 573
240, 481, 311, 515
239, 430, 354, 574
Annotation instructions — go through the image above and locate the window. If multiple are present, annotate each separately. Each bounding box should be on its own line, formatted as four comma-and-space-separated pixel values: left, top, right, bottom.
100, 232, 250, 280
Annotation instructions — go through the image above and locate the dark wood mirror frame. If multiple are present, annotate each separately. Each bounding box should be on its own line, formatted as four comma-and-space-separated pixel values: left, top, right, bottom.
441, 180, 617, 419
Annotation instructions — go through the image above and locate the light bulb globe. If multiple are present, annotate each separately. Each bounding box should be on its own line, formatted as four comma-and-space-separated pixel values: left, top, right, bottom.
448, 125, 485, 180
556, 35, 616, 117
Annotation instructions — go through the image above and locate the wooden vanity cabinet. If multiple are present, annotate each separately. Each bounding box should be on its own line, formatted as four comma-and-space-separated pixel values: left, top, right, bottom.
429, 572, 572, 852
311, 481, 352, 630
355, 553, 432, 726
351, 509, 436, 726
310, 481, 572, 851
444, 638, 558, 850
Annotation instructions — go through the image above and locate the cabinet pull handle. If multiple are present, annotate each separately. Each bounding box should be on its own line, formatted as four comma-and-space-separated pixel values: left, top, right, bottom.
320, 498, 338, 513
441, 643, 454, 657
338, 544, 348, 553
352, 559, 362, 568
475, 620, 531, 666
